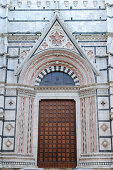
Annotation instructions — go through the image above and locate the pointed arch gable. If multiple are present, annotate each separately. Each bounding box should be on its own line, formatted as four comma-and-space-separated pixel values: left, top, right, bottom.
19, 49, 95, 86
14, 14, 99, 77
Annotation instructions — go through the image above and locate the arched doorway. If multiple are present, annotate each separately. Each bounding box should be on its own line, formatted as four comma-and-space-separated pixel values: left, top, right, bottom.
16, 49, 97, 168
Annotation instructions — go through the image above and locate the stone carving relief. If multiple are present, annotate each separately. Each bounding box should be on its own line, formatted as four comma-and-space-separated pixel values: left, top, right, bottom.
83, 1, 88, 7
17, 0, 22, 7
73, 1, 78, 7
49, 30, 65, 46
64, 1, 69, 7
101, 139, 109, 148
100, 123, 108, 132
100, 99, 106, 107
5, 123, 14, 131
20, 48, 30, 64
46, 1, 50, 7
9, 99, 14, 106
27, 1, 32, 7
36, 21, 79, 54
37, 1, 41, 7
93, 0, 98, 7
5, 139, 13, 148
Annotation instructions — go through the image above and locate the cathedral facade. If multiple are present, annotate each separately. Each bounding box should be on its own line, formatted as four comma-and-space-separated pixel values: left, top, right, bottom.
0, 0, 113, 169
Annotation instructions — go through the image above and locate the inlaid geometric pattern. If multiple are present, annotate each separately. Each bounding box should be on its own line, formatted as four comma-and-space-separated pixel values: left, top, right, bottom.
35, 66, 79, 86
38, 100, 76, 168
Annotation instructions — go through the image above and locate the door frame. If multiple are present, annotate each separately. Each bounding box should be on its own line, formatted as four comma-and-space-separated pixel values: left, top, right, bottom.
32, 89, 81, 167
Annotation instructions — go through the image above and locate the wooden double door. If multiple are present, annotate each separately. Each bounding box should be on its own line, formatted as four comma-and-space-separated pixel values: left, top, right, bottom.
38, 99, 76, 168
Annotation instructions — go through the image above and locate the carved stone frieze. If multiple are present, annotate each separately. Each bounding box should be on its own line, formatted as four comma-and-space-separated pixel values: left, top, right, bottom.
75, 35, 107, 41
34, 86, 79, 93
8, 35, 40, 41
79, 88, 96, 98
18, 88, 36, 98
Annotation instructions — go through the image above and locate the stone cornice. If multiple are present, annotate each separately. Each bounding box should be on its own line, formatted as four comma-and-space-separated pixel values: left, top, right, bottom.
0, 82, 110, 90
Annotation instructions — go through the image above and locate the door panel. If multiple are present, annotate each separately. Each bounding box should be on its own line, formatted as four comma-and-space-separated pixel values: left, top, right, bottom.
38, 100, 76, 168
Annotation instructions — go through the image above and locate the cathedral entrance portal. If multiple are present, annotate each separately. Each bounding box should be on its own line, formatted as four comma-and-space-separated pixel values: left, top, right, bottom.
38, 99, 77, 168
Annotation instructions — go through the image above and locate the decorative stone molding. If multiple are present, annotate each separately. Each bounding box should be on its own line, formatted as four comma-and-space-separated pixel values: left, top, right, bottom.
5, 123, 14, 131
27, 1, 32, 7
100, 99, 106, 107
17, 0, 22, 7
79, 89, 96, 98
8, 35, 39, 41
37, 1, 41, 7
73, 1, 78, 7
35, 65, 80, 86
8, 99, 14, 106
93, 0, 98, 7
34, 86, 79, 93
100, 123, 108, 132
101, 140, 109, 148
64, 1, 69, 7
83, 1, 88, 7
46, 1, 50, 7
5, 139, 13, 148
18, 88, 36, 98
75, 35, 107, 41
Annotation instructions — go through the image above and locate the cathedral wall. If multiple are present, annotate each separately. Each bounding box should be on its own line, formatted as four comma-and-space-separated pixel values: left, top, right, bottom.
0, 0, 113, 169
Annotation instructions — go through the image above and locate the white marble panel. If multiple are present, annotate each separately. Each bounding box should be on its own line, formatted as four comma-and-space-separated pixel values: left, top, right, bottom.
98, 97, 109, 110
100, 138, 111, 150
6, 89, 17, 96
96, 58, 107, 70
99, 122, 111, 136
97, 70, 107, 83
5, 110, 16, 120
4, 122, 15, 136
98, 110, 110, 120
7, 58, 18, 70
96, 47, 107, 56
7, 71, 17, 84
8, 48, 19, 57
97, 89, 108, 95
5, 97, 16, 109
3, 138, 14, 150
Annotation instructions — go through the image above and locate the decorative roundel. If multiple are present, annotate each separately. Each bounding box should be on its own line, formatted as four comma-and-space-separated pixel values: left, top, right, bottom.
35, 66, 79, 86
